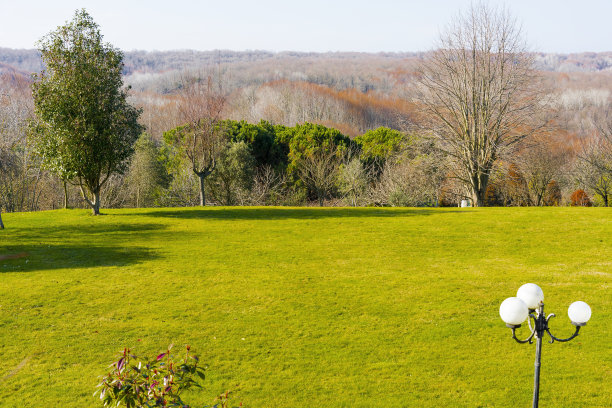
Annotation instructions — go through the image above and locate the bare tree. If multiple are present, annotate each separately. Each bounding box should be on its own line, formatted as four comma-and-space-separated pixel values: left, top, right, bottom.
501, 163, 530, 206
171, 74, 227, 206
576, 136, 612, 206
515, 135, 570, 206
338, 154, 369, 207
369, 152, 446, 207
248, 165, 288, 206
1, 76, 36, 228
417, 3, 542, 206
569, 106, 612, 206
297, 144, 342, 206
585, 110, 612, 176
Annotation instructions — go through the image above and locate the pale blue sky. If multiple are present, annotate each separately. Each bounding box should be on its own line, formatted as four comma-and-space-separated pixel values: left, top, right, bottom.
1, 0, 611, 53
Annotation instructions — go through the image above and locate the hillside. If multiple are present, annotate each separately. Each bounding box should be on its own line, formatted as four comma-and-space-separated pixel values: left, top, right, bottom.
4, 47, 612, 76
4, 47, 612, 131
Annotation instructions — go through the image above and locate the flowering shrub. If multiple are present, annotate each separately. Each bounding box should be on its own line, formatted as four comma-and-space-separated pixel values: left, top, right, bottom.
95, 345, 206, 407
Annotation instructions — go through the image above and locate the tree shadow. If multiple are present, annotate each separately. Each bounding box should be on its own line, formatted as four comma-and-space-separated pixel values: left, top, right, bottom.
9, 222, 167, 242
122, 207, 466, 221
0, 243, 157, 273
1, 222, 164, 273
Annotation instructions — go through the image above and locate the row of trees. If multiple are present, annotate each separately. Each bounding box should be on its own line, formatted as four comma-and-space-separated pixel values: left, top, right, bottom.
1, 7, 611, 227
101, 122, 443, 209
24, 118, 610, 212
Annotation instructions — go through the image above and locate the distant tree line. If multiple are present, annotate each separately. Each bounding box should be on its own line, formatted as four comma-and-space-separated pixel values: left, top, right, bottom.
1, 7, 611, 226
5, 114, 608, 216
120, 121, 447, 209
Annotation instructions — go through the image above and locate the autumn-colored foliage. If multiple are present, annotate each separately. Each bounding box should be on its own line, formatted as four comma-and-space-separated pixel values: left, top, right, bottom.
485, 182, 505, 206
570, 189, 592, 206
259, 80, 421, 135
506, 164, 529, 206
543, 180, 562, 206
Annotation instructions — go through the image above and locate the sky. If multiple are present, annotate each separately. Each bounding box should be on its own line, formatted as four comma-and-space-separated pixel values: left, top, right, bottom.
1, 0, 611, 53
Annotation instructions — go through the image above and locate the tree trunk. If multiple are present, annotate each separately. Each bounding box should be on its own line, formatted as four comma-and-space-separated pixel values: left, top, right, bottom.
92, 190, 101, 215
0, 212, 4, 229
80, 184, 101, 215
63, 180, 69, 209
470, 172, 489, 207
470, 186, 485, 207
469, 191, 483, 207
535, 193, 543, 207
225, 183, 232, 206
198, 174, 206, 206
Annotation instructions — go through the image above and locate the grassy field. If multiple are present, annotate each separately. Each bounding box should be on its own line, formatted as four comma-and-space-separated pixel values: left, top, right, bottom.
0, 207, 610, 407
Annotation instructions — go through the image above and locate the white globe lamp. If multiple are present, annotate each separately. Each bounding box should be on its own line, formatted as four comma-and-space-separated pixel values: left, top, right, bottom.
568, 301, 591, 326
499, 297, 529, 327
516, 283, 544, 310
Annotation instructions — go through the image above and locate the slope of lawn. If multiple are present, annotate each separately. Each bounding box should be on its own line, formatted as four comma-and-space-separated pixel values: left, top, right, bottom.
0, 207, 610, 407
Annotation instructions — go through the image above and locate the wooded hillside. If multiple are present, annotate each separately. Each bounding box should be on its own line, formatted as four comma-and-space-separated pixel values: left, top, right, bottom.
1, 46, 611, 211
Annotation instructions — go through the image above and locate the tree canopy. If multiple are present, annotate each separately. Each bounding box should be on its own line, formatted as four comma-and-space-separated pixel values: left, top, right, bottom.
277, 122, 353, 175
418, 3, 542, 206
222, 119, 288, 170
31, 9, 142, 215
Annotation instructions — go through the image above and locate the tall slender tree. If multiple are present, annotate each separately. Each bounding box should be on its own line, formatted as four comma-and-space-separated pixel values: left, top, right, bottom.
165, 75, 226, 206
417, 3, 542, 206
126, 133, 169, 208
31, 9, 142, 215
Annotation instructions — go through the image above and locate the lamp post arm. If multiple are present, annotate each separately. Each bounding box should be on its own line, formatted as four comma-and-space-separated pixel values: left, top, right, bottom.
527, 313, 535, 331
509, 314, 538, 344
544, 314, 581, 343
510, 325, 537, 344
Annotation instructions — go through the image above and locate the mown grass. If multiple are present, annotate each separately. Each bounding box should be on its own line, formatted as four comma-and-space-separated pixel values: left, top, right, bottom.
0, 207, 610, 407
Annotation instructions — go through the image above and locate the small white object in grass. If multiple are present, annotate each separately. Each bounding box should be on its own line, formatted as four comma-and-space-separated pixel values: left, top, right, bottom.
568, 301, 591, 324
516, 283, 544, 309
500, 297, 529, 325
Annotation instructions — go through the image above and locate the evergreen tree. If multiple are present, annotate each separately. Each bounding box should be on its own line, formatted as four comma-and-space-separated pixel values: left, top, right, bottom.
31, 9, 142, 215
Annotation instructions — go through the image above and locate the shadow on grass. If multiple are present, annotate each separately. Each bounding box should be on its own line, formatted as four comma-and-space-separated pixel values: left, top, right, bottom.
7, 222, 167, 241
0, 243, 157, 273
1, 222, 164, 273
124, 207, 465, 221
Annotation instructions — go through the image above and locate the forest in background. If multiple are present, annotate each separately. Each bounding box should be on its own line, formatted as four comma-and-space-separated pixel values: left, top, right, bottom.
1, 47, 611, 212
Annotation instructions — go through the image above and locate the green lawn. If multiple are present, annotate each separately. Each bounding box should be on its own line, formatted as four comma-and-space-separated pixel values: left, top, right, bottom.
0, 207, 610, 407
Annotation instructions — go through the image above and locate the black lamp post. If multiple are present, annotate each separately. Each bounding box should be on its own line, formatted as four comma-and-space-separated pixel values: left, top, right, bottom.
499, 283, 591, 408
